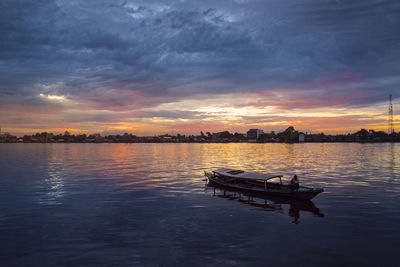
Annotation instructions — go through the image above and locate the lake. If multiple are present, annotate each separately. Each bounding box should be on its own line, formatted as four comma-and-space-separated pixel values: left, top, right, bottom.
0, 143, 399, 266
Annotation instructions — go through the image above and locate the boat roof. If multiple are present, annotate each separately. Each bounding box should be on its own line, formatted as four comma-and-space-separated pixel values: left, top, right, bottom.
213, 168, 283, 181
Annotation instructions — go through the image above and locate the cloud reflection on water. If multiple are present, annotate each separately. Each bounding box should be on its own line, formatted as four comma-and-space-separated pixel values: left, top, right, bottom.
1, 143, 400, 266
32, 143, 400, 197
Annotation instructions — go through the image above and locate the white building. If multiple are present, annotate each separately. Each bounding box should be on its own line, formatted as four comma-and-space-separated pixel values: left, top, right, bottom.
299, 133, 305, 142
247, 129, 264, 140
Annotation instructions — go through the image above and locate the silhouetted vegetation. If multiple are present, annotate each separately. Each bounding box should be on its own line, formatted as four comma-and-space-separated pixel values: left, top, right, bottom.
1, 126, 399, 143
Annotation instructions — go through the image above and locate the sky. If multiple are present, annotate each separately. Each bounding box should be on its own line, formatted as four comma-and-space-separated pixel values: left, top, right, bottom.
1, 0, 400, 136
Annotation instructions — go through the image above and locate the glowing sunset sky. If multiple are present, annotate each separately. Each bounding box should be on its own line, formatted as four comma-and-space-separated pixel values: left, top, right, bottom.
0, 0, 399, 135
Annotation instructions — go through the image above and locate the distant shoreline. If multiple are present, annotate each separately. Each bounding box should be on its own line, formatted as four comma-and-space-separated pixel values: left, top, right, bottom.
1, 141, 399, 144
1, 126, 399, 143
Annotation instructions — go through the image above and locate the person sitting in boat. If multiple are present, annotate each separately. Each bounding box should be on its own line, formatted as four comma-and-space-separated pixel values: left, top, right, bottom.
289, 175, 299, 191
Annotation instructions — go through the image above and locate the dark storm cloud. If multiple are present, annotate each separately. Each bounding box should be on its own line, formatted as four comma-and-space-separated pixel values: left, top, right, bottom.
0, 0, 399, 109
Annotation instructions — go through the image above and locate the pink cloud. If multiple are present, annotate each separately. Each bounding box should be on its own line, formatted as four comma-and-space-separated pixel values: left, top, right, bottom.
239, 71, 373, 110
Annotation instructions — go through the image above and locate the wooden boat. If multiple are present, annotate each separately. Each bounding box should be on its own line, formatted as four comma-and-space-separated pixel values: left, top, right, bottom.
204, 168, 323, 200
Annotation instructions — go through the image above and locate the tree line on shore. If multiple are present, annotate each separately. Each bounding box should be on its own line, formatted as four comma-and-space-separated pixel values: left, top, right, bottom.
0, 126, 399, 143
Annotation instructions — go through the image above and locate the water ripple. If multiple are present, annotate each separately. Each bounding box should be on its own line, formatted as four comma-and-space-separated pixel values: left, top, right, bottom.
1, 143, 400, 265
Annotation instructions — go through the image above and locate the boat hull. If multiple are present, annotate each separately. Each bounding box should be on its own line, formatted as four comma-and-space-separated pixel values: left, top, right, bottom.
205, 172, 323, 200
206, 180, 324, 217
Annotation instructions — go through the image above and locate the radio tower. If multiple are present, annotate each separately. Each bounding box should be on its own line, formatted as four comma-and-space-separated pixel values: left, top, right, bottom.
388, 94, 394, 134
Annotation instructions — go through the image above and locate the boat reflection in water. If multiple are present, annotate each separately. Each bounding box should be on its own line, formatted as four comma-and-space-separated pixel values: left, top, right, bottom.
206, 181, 324, 224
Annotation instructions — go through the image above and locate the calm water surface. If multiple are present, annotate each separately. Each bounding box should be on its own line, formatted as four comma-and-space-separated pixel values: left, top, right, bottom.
1, 143, 399, 266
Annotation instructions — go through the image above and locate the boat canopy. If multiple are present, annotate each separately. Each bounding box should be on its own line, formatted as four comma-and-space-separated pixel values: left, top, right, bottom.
213, 168, 283, 181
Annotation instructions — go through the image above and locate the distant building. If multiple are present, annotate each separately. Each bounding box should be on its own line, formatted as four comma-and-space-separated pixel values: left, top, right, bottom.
247, 129, 264, 140
160, 136, 172, 142
298, 132, 305, 142
95, 136, 104, 143
0, 132, 18, 142
31, 136, 46, 142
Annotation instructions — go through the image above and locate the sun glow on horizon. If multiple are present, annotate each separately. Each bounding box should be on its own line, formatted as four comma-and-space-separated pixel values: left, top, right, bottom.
1, 92, 397, 136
